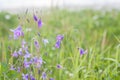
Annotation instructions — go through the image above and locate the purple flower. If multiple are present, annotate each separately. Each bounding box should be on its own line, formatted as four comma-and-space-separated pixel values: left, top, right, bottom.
24, 50, 31, 59
23, 61, 30, 68
34, 40, 40, 50
18, 48, 22, 56
38, 19, 42, 28
33, 14, 42, 28
33, 15, 38, 21
56, 64, 62, 69
33, 57, 43, 68
42, 39, 49, 46
11, 25, 24, 39
12, 51, 18, 57
22, 74, 29, 80
10, 65, 16, 70
17, 67, 20, 72
56, 35, 64, 41
22, 40, 26, 49
78, 48, 87, 55
55, 41, 61, 48
55, 35, 64, 48
42, 72, 47, 80
37, 57, 43, 64
49, 78, 54, 80
30, 74, 35, 80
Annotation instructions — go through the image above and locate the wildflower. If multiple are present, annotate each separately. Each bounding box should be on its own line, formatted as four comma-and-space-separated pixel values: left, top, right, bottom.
12, 51, 18, 57
18, 48, 22, 56
24, 50, 31, 59
30, 74, 35, 80
56, 35, 64, 41
10, 25, 24, 39
33, 14, 42, 28
33, 15, 38, 21
33, 57, 43, 68
36, 57, 43, 68
78, 48, 87, 55
49, 78, 54, 80
38, 19, 42, 28
42, 39, 49, 46
34, 40, 40, 50
42, 72, 47, 80
17, 67, 20, 72
55, 35, 64, 48
22, 40, 26, 46
56, 64, 62, 69
10, 65, 16, 70
22, 73, 29, 80
55, 41, 61, 48
23, 61, 30, 68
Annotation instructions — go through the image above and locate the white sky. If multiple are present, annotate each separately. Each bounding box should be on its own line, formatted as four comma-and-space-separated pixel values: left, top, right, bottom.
0, 0, 120, 10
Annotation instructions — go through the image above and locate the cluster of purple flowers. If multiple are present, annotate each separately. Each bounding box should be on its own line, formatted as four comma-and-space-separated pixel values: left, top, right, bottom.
9, 13, 88, 80
11, 39, 43, 80
10, 14, 59, 80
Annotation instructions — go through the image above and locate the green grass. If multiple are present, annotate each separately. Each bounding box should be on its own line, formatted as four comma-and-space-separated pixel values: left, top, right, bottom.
0, 9, 120, 80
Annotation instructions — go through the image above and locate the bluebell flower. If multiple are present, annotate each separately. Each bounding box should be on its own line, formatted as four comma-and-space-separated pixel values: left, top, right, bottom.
56, 35, 64, 41
55, 41, 61, 48
22, 40, 26, 49
33, 57, 43, 68
38, 19, 42, 28
10, 65, 16, 70
24, 50, 31, 59
56, 64, 62, 69
17, 67, 20, 72
12, 51, 18, 57
10, 25, 24, 39
42, 39, 49, 46
23, 60, 30, 68
30, 74, 35, 80
33, 15, 38, 21
34, 40, 40, 50
22, 73, 29, 80
18, 48, 22, 56
42, 72, 47, 80
49, 78, 54, 80
78, 48, 87, 55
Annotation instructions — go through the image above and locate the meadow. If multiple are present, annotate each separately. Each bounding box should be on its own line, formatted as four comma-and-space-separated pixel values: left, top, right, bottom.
0, 9, 120, 80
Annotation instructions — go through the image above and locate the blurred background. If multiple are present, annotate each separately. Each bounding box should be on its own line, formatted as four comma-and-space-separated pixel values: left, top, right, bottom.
0, 0, 120, 13
0, 0, 120, 39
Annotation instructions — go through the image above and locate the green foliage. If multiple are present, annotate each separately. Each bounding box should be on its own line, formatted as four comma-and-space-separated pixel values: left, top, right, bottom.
0, 9, 120, 80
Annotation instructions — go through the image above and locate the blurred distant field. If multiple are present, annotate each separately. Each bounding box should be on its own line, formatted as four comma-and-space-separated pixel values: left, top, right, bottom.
0, 9, 120, 80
